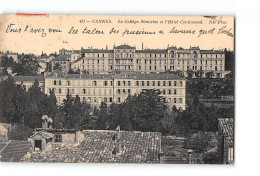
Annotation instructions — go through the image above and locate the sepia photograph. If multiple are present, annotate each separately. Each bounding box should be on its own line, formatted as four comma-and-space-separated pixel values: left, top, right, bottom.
0, 14, 234, 164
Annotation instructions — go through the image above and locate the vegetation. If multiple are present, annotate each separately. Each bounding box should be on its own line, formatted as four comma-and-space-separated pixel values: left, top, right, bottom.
1, 54, 40, 76
0, 76, 57, 129
8, 124, 33, 140
183, 131, 212, 153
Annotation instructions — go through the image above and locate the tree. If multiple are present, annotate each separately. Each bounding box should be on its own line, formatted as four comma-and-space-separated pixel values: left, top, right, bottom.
96, 102, 110, 130
8, 124, 33, 140
12, 54, 40, 76
184, 131, 212, 153
196, 70, 204, 79
55, 93, 91, 130
127, 89, 167, 132
53, 63, 62, 71
186, 69, 194, 79
0, 77, 59, 129
205, 71, 214, 79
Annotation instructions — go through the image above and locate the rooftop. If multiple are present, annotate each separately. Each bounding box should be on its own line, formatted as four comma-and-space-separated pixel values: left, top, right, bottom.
114, 44, 136, 50
51, 56, 70, 62
21, 130, 161, 163
12, 75, 45, 82
218, 118, 234, 145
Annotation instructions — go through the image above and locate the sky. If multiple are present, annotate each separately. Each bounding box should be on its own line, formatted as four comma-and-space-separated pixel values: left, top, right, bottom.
0, 15, 234, 55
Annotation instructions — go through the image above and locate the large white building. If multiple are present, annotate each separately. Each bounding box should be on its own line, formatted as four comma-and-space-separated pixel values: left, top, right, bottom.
65, 44, 227, 78
44, 72, 186, 110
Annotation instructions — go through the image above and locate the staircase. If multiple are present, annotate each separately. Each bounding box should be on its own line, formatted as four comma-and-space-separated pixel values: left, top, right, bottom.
0, 140, 32, 162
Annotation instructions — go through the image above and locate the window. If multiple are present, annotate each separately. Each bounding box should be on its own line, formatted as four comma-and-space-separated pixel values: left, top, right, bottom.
174, 89, 177, 95
54, 134, 62, 143
168, 89, 171, 94
147, 81, 150, 86
193, 51, 198, 58
118, 97, 121, 103
168, 81, 172, 86
59, 80, 62, 85
179, 98, 183, 103
162, 89, 166, 94
83, 97, 86, 102
174, 81, 177, 86
179, 81, 183, 87
104, 81, 108, 86
67, 81, 70, 86
128, 81, 131, 86
59, 88, 62, 94
117, 89, 120, 94
123, 81, 126, 86
136, 81, 139, 86
152, 81, 155, 86
110, 97, 113, 102
54, 80, 57, 85
142, 81, 145, 86
83, 89, 86, 94
93, 81, 97, 86
118, 81, 120, 86
128, 89, 131, 94
174, 98, 177, 103
163, 81, 166, 86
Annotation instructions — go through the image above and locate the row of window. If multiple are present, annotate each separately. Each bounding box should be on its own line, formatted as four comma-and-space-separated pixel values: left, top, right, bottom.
53, 80, 184, 87
50, 87, 182, 96
134, 80, 183, 87
50, 88, 114, 95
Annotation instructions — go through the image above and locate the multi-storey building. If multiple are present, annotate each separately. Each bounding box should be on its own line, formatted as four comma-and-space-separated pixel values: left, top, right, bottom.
12, 75, 45, 92
45, 71, 186, 110
73, 44, 227, 78
51, 56, 71, 73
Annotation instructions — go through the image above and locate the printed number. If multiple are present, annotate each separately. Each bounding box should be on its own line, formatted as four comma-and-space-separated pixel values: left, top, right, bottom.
79, 19, 85, 23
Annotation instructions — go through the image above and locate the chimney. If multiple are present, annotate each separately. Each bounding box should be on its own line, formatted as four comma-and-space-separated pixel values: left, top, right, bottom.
41, 115, 52, 129
112, 125, 121, 155
47, 118, 53, 129
41, 115, 49, 129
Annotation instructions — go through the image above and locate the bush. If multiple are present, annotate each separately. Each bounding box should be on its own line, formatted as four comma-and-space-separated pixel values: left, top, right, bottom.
184, 131, 212, 153
8, 124, 33, 140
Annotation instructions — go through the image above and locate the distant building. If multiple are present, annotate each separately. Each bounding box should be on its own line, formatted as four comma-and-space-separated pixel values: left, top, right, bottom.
218, 118, 234, 164
199, 96, 234, 109
38, 61, 48, 75
12, 75, 45, 92
51, 56, 71, 73
75, 44, 227, 78
45, 71, 186, 110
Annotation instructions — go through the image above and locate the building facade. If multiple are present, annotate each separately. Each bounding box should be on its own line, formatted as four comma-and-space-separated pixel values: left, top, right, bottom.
51, 56, 71, 73
45, 72, 186, 110
12, 75, 45, 92
73, 44, 226, 78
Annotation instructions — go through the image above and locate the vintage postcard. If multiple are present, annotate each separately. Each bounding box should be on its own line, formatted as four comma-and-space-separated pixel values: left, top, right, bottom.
0, 14, 234, 164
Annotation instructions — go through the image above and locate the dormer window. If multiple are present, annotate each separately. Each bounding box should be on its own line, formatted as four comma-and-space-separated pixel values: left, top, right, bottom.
170, 51, 174, 58
193, 51, 198, 58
